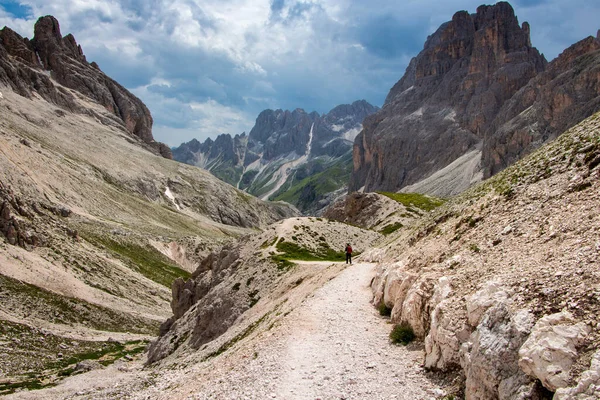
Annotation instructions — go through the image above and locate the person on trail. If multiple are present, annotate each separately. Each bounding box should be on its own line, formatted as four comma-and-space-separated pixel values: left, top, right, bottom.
345, 243, 352, 264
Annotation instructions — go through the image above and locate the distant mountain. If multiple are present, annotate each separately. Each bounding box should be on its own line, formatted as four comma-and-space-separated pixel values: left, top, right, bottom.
0, 15, 172, 158
349, 2, 600, 198
173, 100, 378, 214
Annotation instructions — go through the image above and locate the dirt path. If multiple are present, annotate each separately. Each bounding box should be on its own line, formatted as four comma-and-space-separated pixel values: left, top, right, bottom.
173, 261, 444, 399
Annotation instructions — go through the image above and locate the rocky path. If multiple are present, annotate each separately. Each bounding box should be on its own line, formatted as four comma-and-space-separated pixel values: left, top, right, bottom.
6, 261, 444, 400
180, 261, 444, 400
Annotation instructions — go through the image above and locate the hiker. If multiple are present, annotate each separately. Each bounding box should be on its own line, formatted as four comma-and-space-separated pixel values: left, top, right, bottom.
345, 243, 352, 264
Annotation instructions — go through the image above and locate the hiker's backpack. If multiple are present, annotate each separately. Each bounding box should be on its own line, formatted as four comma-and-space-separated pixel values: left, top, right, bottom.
347, 246, 352, 254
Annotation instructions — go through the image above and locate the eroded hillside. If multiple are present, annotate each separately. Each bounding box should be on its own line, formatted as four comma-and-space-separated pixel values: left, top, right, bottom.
0, 86, 295, 393
367, 111, 600, 398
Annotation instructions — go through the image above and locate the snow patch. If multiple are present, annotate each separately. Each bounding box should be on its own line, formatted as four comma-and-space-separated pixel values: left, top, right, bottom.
331, 124, 344, 132
164, 186, 181, 211
343, 125, 362, 142
260, 123, 315, 201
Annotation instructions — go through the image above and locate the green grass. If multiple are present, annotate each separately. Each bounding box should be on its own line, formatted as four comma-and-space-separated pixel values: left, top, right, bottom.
377, 192, 445, 211
379, 222, 404, 235
377, 301, 392, 317
390, 323, 415, 345
271, 155, 353, 211
274, 240, 348, 262
82, 234, 190, 288
0, 320, 148, 395
209, 163, 243, 187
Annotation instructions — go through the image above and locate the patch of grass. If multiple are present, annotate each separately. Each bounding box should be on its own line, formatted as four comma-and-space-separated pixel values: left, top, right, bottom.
0, 319, 148, 395
260, 237, 277, 249
380, 222, 403, 235
390, 322, 415, 345
232, 282, 241, 291
270, 255, 296, 271
82, 234, 190, 288
275, 240, 348, 262
271, 154, 353, 211
0, 274, 157, 334
377, 192, 445, 211
469, 243, 480, 253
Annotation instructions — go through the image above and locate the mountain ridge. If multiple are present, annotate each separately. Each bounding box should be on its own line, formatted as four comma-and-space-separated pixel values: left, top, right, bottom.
173, 99, 378, 214
0, 16, 172, 159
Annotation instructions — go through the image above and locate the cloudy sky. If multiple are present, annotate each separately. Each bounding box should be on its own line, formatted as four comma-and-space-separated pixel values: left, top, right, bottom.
1, 0, 599, 146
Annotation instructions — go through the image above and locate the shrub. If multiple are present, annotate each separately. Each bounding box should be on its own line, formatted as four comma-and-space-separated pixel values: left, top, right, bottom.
377, 301, 392, 317
390, 323, 415, 345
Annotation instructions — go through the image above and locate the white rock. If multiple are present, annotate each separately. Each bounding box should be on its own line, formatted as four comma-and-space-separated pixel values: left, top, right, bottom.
554, 350, 600, 399
466, 281, 510, 327
518, 311, 592, 391
425, 277, 462, 370
399, 277, 435, 338
383, 268, 407, 308
460, 299, 535, 400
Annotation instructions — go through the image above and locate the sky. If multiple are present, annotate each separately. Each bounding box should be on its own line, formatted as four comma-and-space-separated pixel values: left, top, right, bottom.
1, 0, 599, 147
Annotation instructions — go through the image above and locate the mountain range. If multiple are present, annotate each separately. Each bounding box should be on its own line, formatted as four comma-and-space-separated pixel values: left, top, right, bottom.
173, 100, 378, 214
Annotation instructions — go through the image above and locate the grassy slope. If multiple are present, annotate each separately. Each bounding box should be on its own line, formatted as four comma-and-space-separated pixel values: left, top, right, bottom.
271, 154, 353, 207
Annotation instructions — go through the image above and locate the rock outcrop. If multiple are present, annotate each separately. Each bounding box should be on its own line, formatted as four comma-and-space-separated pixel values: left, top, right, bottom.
368, 111, 600, 398
483, 34, 600, 177
148, 217, 382, 364
0, 16, 170, 158
519, 312, 592, 391
350, 2, 546, 195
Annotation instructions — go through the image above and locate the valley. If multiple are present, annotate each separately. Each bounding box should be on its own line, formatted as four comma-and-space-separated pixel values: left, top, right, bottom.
1, 2, 600, 399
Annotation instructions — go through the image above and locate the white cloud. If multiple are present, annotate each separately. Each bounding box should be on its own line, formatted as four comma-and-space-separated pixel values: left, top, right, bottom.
2, 0, 599, 146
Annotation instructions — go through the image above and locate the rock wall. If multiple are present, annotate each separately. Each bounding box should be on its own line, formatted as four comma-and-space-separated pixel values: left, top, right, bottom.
368, 112, 600, 398
350, 2, 546, 194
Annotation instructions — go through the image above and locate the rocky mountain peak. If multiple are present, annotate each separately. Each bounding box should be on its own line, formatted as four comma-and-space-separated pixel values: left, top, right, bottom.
0, 16, 170, 158
351, 2, 548, 194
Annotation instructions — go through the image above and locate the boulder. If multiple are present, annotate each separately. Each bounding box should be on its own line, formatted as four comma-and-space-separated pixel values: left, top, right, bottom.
519, 312, 592, 391
466, 280, 511, 327
424, 277, 468, 370
461, 299, 536, 399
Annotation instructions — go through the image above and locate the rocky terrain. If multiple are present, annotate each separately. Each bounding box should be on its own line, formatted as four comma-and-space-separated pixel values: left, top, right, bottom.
0, 31, 295, 394
147, 216, 382, 364
13, 111, 600, 400
0, 16, 171, 158
173, 100, 378, 214
366, 111, 600, 398
350, 2, 600, 199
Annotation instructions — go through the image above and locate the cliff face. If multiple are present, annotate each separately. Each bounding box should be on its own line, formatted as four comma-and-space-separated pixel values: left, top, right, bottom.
483, 34, 600, 177
0, 16, 171, 158
350, 2, 546, 194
